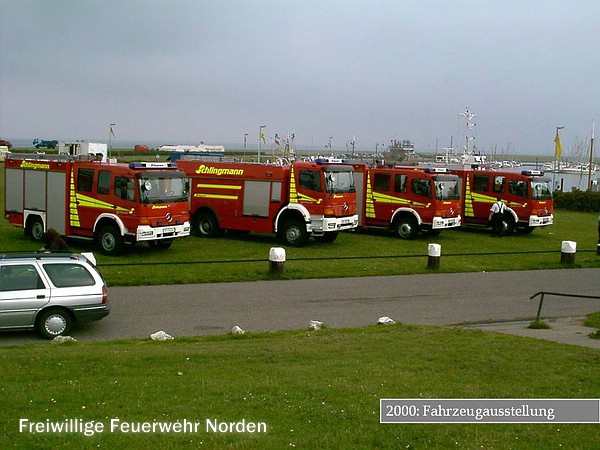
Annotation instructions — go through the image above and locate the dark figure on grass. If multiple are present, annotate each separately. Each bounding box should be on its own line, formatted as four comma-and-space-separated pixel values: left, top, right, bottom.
488, 197, 506, 237
39, 228, 70, 253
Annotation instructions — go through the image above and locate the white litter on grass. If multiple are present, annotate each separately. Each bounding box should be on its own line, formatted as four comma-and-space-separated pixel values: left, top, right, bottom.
231, 325, 245, 335
51, 335, 77, 344
309, 320, 324, 330
377, 316, 395, 325
150, 330, 174, 341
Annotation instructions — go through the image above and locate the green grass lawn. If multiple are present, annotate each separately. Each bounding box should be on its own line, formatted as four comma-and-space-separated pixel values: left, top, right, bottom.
1, 325, 599, 449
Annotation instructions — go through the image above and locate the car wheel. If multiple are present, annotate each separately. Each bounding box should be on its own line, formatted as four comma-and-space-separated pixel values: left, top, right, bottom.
37, 308, 72, 339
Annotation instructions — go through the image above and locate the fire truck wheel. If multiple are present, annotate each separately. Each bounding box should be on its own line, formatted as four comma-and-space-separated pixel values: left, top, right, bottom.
97, 225, 124, 256
28, 216, 45, 241
278, 219, 309, 247
37, 308, 73, 339
394, 216, 418, 240
501, 216, 516, 235
194, 211, 220, 237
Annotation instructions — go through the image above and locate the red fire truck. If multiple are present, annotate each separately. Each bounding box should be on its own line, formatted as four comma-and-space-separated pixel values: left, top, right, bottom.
351, 164, 462, 239
450, 168, 554, 233
175, 157, 358, 246
4, 154, 191, 255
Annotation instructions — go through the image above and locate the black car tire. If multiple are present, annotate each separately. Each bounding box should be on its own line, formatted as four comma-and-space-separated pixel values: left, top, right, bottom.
37, 308, 73, 339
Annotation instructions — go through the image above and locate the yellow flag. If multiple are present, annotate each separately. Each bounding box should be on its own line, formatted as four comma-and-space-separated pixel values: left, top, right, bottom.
260, 131, 266, 144
554, 131, 562, 159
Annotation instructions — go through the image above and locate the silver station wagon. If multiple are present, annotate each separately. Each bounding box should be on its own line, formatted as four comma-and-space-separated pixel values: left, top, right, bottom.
0, 253, 109, 339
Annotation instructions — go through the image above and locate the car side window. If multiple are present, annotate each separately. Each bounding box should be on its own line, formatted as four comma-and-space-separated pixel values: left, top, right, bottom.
42, 263, 96, 288
0, 264, 45, 291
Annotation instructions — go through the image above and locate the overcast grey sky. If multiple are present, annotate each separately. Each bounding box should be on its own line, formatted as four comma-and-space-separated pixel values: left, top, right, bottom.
1, 0, 598, 155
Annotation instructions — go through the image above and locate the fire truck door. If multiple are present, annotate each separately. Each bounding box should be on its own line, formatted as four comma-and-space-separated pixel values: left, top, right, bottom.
372, 172, 393, 221
72, 168, 97, 231
468, 173, 493, 219
353, 172, 365, 224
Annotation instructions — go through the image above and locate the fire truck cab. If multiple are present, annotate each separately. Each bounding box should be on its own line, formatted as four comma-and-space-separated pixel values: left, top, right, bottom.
176, 157, 358, 247
451, 168, 554, 233
352, 164, 462, 239
4, 154, 191, 255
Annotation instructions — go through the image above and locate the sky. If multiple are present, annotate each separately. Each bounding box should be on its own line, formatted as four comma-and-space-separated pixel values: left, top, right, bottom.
1, 0, 599, 156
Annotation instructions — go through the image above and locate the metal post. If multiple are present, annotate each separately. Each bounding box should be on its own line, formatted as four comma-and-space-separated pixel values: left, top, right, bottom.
258, 125, 266, 163
535, 293, 545, 322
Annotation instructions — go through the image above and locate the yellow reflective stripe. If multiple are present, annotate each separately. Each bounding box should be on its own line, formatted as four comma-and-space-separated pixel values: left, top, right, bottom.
289, 169, 298, 203
76, 194, 131, 213
194, 193, 238, 200
365, 172, 375, 218
373, 192, 429, 208
69, 169, 80, 226
297, 193, 318, 203
197, 183, 241, 190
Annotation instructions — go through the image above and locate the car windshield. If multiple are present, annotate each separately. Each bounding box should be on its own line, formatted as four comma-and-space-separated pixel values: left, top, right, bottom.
323, 167, 355, 194
138, 172, 189, 204
433, 176, 460, 200
531, 177, 553, 200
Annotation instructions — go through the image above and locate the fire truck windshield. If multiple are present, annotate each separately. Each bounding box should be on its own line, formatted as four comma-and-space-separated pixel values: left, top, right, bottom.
433, 176, 460, 200
323, 167, 355, 194
531, 177, 553, 200
138, 172, 189, 204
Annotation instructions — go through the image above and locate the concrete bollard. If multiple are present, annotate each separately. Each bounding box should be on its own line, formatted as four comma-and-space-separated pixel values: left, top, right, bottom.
427, 243, 441, 269
560, 240, 576, 264
269, 247, 286, 275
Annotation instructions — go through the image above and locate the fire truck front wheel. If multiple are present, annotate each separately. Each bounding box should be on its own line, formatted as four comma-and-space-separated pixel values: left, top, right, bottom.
394, 216, 418, 240
278, 219, 309, 247
96, 225, 125, 256
501, 215, 516, 235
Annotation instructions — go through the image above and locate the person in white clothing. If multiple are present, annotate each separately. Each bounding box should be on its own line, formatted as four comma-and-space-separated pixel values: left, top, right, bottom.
488, 197, 506, 237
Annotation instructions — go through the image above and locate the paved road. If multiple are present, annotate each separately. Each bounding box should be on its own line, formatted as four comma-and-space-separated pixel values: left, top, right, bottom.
1, 268, 599, 346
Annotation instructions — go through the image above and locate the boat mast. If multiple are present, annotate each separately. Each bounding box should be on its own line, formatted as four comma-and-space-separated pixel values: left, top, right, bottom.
588, 119, 595, 191
458, 108, 476, 155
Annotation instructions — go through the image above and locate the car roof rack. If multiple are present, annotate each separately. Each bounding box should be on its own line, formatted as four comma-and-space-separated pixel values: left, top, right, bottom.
0, 252, 81, 261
